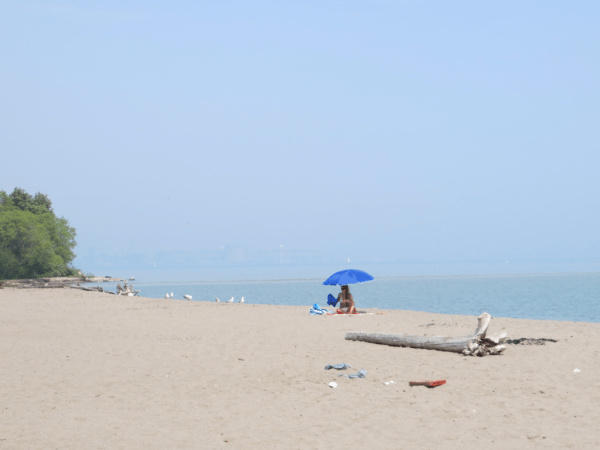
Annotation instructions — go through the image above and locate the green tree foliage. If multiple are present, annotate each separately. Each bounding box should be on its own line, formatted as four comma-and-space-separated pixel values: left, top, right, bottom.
0, 188, 77, 280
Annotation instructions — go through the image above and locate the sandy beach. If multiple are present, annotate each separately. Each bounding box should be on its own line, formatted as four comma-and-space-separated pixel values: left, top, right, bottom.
1, 288, 599, 449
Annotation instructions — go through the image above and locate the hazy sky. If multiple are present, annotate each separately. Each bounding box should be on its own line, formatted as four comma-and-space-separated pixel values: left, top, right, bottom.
1, 1, 599, 266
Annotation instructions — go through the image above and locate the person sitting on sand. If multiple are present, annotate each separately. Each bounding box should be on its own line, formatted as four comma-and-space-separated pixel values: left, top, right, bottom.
337, 285, 356, 314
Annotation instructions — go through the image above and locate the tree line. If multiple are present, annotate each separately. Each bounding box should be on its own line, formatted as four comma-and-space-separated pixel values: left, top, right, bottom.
0, 188, 78, 280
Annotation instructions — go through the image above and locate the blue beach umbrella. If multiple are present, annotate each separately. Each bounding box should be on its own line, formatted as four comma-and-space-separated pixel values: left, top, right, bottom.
322, 269, 375, 286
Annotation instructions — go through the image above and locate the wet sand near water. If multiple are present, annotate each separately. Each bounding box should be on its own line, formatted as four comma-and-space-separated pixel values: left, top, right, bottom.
1, 288, 599, 449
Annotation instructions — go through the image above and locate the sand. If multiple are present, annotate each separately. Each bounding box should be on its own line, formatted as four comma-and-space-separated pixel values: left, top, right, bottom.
1, 288, 599, 449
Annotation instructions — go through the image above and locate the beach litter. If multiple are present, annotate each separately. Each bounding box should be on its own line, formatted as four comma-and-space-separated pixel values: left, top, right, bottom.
339, 369, 366, 379
329, 382, 338, 388
409, 379, 446, 388
574, 369, 581, 373
324, 363, 351, 370
384, 380, 395, 385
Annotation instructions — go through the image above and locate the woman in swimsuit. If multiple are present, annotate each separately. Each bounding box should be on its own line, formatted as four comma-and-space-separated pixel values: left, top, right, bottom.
337, 285, 356, 314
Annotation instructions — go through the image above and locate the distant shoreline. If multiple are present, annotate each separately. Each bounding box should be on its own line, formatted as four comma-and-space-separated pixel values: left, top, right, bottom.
81, 270, 600, 286
1, 276, 126, 289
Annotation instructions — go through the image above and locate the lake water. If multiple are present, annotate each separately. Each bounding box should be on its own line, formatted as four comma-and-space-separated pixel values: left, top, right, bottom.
86, 265, 600, 323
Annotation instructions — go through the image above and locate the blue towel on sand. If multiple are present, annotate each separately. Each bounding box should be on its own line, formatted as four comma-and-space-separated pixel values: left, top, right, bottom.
309, 304, 332, 315
324, 363, 351, 370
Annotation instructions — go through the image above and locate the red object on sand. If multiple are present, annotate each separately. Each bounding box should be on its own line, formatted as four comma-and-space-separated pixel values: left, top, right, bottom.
409, 380, 446, 388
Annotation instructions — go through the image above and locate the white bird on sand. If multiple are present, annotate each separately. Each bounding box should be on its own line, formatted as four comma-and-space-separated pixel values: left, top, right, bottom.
227, 297, 234, 303
239, 297, 244, 303
170, 292, 174, 298
183, 295, 192, 301
165, 293, 169, 299
215, 298, 220, 303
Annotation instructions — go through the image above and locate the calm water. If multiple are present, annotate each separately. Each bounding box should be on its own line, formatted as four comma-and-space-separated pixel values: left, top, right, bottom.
87, 271, 600, 323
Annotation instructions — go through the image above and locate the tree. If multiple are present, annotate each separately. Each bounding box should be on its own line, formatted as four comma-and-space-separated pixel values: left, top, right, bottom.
3, 187, 54, 215
0, 188, 77, 280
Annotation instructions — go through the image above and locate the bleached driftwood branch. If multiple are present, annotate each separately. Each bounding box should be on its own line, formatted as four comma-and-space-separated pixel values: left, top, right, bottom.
70, 285, 116, 294
116, 282, 140, 296
345, 313, 507, 356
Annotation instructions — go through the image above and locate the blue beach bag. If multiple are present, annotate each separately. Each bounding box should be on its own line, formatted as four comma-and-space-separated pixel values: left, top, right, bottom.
327, 294, 338, 307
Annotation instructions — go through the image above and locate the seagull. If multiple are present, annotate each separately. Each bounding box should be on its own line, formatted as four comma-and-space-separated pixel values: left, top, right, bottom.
239, 297, 244, 303
347, 257, 350, 263
183, 295, 192, 301
227, 297, 234, 303
215, 297, 220, 303
170, 292, 174, 298
165, 293, 169, 299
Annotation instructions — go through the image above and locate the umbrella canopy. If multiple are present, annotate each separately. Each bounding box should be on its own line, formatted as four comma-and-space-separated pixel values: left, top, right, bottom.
322, 269, 375, 286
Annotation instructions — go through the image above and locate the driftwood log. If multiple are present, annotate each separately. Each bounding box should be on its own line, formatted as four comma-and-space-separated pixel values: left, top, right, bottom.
116, 282, 140, 296
69, 282, 139, 296
70, 285, 115, 294
345, 313, 507, 356
70, 282, 140, 297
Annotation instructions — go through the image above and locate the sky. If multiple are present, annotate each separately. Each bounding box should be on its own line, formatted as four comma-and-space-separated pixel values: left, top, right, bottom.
1, 1, 599, 271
